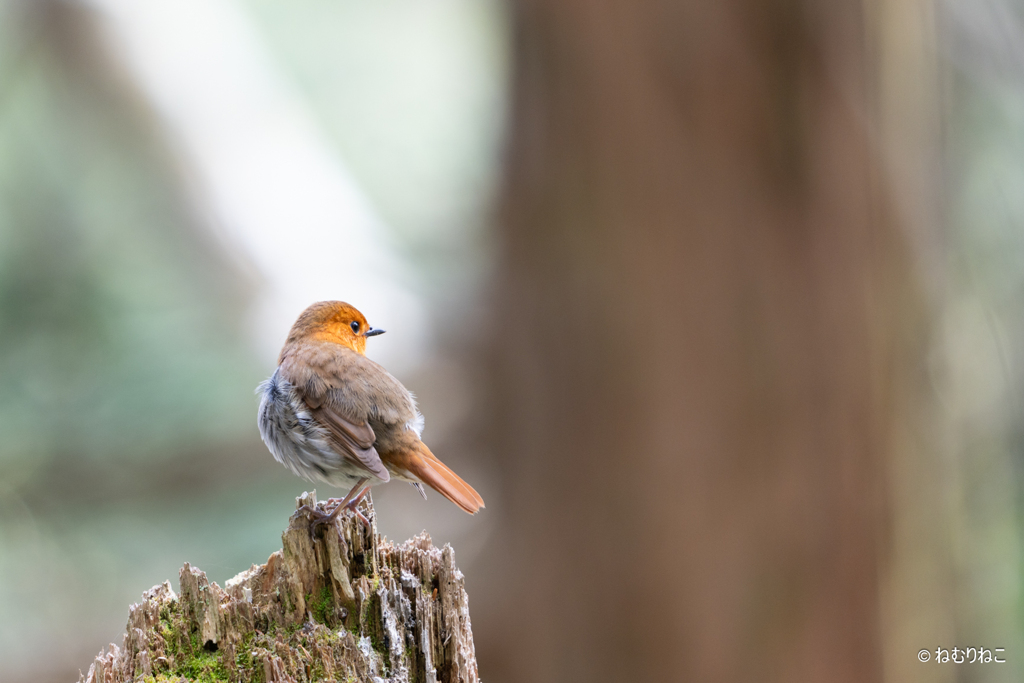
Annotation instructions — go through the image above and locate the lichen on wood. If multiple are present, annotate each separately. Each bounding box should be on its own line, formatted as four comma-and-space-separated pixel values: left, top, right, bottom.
81, 491, 480, 683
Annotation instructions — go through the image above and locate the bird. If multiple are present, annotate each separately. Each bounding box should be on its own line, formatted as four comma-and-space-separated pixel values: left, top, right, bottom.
257, 301, 484, 526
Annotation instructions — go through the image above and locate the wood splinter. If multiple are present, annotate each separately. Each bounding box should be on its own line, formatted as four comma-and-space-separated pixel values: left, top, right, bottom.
80, 491, 480, 683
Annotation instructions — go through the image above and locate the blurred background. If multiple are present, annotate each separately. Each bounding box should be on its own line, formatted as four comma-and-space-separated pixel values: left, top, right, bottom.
0, 0, 1023, 681
0, 0, 506, 679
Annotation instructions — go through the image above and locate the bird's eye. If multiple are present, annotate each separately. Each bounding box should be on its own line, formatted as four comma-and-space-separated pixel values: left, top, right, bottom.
350, 321, 360, 333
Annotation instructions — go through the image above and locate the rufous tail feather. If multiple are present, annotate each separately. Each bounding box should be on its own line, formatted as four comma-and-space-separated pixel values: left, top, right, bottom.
406, 443, 485, 514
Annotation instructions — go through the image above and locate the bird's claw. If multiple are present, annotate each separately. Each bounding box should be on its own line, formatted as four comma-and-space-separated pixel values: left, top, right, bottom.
297, 504, 331, 531
352, 508, 371, 526
297, 502, 369, 538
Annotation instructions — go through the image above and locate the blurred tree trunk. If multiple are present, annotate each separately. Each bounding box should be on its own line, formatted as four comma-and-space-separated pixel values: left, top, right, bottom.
485, 1, 914, 681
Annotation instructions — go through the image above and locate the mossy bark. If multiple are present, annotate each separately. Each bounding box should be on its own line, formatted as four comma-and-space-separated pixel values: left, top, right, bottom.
80, 492, 479, 683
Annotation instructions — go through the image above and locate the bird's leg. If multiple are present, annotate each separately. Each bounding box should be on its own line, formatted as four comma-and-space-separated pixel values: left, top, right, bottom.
344, 484, 373, 525
335, 478, 370, 513
304, 478, 370, 532
324, 481, 372, 526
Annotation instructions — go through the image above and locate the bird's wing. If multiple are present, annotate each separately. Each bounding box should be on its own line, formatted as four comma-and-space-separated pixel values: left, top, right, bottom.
313, 401, 375, 449
283, 347, 390, 482
307, 401, 390, 482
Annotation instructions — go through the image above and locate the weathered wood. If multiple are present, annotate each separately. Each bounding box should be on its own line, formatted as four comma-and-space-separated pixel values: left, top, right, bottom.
80, 492, 479, 683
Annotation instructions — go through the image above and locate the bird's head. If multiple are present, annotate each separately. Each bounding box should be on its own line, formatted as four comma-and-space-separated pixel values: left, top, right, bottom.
284, 301, 385, 357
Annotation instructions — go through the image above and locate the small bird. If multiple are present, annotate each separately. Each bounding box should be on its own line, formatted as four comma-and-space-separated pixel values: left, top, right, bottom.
257, 301, 484, 524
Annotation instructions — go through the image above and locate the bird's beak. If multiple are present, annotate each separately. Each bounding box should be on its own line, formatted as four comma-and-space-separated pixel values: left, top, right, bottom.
365, 327, 386, 337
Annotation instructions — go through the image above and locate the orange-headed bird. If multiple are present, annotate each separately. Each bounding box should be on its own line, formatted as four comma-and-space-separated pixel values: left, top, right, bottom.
257, 301, 484, 524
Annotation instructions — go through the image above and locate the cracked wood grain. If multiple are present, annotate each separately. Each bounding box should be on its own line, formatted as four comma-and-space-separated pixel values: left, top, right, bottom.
80, 491, 479, 683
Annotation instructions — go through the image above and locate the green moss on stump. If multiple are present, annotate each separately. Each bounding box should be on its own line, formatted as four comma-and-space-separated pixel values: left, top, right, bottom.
307, 585, 334, 625
79, 492, 479, 683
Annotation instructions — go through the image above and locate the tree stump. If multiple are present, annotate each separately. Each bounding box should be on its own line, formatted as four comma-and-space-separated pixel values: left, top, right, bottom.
80, 492, 480, 683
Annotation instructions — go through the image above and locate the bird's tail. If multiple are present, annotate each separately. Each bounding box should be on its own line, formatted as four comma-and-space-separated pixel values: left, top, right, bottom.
405, 443, 485, 515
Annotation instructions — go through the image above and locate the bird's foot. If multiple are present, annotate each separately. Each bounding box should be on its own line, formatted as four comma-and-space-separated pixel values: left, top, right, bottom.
323, 497, 369, 524
351, 506, 371, 526
298, 501, 369, 534
297, 504, 338, 537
